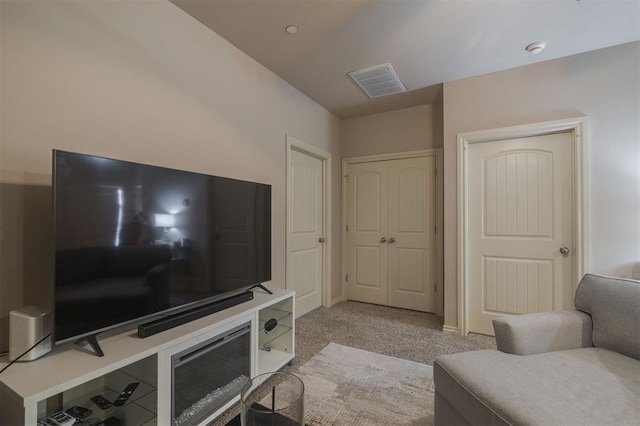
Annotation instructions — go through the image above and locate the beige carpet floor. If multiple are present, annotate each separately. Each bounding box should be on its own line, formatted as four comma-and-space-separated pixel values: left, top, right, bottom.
292, 300, 496, 367
212, 300, 495, 425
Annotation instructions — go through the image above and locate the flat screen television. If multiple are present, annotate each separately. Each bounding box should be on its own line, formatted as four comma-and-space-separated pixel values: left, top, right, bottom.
53, 150, 271, 346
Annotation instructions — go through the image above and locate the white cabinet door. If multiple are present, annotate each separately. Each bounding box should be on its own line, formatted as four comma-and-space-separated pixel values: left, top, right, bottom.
467, 132, 574, 335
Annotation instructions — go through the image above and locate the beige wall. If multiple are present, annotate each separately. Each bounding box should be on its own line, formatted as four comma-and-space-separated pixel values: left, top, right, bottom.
442, 42, 640, 329
2, 1, 637, 349
341, 104, 442, 158
0, 1, 341, 350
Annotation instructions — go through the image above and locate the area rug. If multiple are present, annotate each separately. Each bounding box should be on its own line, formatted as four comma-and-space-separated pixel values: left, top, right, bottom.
285, 342, 434, 425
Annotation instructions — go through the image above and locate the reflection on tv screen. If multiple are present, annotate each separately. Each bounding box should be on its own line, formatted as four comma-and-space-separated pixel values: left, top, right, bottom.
53, 150, 271, 342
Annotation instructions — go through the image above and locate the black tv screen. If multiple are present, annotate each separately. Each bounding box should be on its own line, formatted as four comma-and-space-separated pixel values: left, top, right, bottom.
53, 150, 271, 343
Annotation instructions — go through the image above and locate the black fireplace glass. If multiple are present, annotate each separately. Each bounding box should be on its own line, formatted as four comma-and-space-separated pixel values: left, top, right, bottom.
172, 323, 251, 426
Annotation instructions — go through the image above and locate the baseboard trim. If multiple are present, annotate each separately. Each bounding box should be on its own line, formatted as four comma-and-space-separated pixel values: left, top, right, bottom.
330, 295, 344, 307
442, 325, 460, 335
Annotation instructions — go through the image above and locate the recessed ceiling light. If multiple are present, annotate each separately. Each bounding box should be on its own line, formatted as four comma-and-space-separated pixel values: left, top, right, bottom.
285, 25, 298, 34
525, 41, 546, 54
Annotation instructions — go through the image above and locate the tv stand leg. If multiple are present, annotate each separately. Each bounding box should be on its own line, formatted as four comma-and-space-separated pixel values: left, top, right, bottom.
75, 335, 105, 357
247, 283, 273, 294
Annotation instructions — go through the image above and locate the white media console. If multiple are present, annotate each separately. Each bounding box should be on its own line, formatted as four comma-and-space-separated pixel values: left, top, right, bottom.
0, 288, 295, 425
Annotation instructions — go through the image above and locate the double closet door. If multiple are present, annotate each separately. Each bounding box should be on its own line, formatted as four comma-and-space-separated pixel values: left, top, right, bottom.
346, 156, 436, 312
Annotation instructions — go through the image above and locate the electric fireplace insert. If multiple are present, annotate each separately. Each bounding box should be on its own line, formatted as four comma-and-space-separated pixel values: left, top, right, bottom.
171, 322, 251, 425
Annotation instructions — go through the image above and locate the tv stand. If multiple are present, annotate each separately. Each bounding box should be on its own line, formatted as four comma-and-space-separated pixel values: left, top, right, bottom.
74, 334, 105, 357
247, 283, 273, 294
0, 289, 295, 426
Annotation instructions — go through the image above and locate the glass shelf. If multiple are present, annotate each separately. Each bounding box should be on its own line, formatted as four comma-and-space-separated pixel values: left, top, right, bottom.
258, 323, 292, 349
68, 386, 156, 424
258, 300, 293, 351
42, 370, 157, 426
258, 307, 291, 329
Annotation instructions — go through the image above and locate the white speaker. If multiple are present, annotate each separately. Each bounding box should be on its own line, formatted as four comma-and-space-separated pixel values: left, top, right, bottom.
9, 306, 52, 361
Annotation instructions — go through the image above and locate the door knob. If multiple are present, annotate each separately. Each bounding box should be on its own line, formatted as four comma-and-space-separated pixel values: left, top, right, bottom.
380, 237, 387, 243
560, 246, 570, 256
318, 237, 326, 243
388, 237, 395, 243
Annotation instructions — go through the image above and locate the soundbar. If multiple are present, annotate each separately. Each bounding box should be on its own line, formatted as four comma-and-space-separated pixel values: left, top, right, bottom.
138, 291, 254, 338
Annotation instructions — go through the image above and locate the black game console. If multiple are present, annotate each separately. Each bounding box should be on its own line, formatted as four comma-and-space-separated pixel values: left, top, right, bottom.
66, 406, 92, 419
90, 395, 112, 410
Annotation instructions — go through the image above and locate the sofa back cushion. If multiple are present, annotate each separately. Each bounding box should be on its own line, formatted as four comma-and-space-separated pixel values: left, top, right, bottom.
105, 245, 171, 277
55, 247, 106, 286
574, 273, 640, 360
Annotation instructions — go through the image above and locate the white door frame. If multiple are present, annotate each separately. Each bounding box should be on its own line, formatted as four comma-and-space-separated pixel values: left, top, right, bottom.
342, 148, 444, 315
286, 134, 332, 309
457, 117, 590, 335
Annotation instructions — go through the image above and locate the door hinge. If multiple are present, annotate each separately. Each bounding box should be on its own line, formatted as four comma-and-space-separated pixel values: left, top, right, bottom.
435, 168, 437, 177
345, 274, 348, 282
346, 225, 348, 232
434, 225, 437, 234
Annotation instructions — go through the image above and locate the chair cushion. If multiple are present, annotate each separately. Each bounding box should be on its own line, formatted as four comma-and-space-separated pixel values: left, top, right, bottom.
434, 348, 640, 425
574, 273, 640, 360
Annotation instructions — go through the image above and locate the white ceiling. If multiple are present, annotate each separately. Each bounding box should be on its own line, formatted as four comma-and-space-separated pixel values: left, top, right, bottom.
171, 0, 640, 119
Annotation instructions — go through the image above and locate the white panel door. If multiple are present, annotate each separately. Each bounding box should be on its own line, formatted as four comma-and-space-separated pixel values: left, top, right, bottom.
288, 149, 324, 316
468, 132, 574, 335
346, 161, 389, 305
388, 157, 436, 312
346, 156, 436, 312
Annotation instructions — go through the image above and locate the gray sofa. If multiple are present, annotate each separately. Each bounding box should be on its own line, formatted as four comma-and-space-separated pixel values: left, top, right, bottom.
434, 274, 640, 425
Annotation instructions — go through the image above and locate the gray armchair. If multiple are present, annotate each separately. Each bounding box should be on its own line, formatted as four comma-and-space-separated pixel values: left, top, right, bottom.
434, 274, 640, 425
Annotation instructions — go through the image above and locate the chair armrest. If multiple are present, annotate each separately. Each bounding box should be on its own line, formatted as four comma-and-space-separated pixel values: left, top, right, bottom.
146, 263, 168, 278
492, 310, 593, 355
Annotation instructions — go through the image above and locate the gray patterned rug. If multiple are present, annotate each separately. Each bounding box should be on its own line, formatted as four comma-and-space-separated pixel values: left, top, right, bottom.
294, 342, 434, 426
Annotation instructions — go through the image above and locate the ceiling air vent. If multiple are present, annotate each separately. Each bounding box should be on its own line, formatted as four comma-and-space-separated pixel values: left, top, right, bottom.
347, 63, 406, 98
